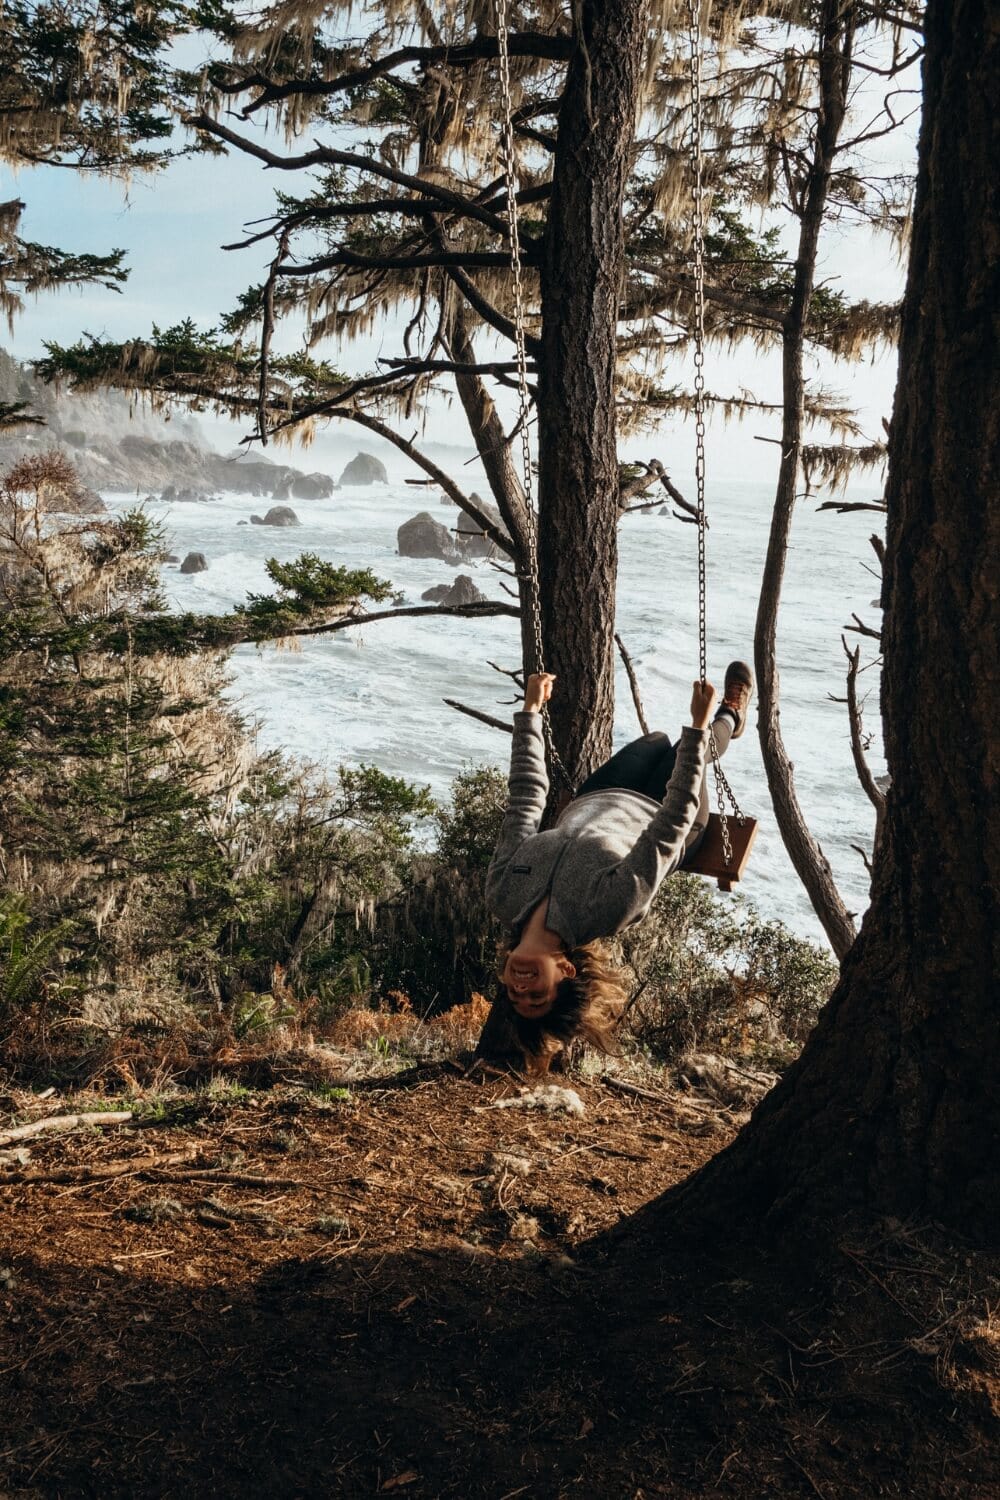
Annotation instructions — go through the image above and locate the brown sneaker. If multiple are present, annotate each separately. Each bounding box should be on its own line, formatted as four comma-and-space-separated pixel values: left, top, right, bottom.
719, 660, 754, 739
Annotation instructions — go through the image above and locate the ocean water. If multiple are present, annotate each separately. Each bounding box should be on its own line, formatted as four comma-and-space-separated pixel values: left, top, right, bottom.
107, 480, 886, 949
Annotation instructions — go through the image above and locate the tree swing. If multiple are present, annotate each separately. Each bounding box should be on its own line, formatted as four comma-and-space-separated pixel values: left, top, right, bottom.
494, 0, 757, 891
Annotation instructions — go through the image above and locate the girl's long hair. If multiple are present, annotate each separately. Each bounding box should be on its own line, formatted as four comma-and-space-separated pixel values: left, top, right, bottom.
499, 938, 628, 1062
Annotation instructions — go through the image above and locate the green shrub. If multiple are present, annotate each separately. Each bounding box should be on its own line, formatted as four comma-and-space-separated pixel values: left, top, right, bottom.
619, 875, 838, 1064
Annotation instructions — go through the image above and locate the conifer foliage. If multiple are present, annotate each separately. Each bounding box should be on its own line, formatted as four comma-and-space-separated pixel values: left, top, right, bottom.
0, 451, 432, 1052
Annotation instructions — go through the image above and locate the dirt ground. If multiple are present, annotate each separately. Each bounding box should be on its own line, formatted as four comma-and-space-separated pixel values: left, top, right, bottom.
1, 1062, 997, 1498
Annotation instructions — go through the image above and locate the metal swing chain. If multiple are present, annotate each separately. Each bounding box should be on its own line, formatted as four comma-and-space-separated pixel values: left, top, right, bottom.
686, 0, 745, 864
495, 0, 573, 792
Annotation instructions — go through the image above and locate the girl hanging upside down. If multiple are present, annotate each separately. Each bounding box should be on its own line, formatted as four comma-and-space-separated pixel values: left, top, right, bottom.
485, 663, 753, 1072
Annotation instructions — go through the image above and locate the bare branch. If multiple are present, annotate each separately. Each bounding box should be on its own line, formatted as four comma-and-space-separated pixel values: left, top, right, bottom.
816, 499, 888, 514
844, 612, 882, 642
615, 633, 650, 735
841, 638, 886, 871
444, 699, 513, 734
651, 462, 701, 524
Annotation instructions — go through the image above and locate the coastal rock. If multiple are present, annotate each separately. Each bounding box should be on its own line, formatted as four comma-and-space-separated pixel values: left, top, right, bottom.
421, 574, 487, 606
291, 471, 336, 500
250, 506, 300, 527
163, 485, 215, 505
398, 511, 460, 563
456, 494, 507, 558
179, 552, 208, 574
164, 553, 179, 563
67, 484, 107, 516
339, 451, 388, 485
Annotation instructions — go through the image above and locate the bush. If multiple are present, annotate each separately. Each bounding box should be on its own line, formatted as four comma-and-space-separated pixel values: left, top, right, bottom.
361, 765, 508, 1013
619, 875, 838, 1065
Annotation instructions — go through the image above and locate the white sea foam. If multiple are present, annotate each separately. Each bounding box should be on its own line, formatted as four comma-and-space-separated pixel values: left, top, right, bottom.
106, 479, 885, 948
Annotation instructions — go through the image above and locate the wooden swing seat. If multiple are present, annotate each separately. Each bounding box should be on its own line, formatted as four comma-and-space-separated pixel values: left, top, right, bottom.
682, 813, 758, 892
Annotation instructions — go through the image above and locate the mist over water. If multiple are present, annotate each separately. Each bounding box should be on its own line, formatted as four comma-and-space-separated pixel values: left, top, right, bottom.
111, 477, 885, 949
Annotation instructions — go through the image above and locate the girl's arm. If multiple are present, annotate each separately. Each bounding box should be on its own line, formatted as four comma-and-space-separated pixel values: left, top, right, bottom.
485, 675, 553, 902
594, 682, 715, 916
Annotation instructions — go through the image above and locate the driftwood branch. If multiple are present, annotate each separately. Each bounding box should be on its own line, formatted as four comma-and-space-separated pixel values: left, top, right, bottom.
614, 633, 650, 735
443, 698, 513, 734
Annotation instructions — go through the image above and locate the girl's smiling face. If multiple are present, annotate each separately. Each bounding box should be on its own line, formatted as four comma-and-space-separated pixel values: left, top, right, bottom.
501, 949, 577, 1017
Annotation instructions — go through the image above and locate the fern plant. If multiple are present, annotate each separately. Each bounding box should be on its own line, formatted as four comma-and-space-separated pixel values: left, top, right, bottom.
0, 898, 74, 1029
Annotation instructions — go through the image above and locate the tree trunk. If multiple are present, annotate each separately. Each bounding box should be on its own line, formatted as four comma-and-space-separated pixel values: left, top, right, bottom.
536, 0, 649, 786
667, 0, 1000, 1239
755, 0, 858, 959
475, 0, 648, 1064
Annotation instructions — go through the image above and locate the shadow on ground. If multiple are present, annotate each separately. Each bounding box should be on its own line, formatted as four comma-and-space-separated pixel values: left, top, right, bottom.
2, 1213, 996, 1499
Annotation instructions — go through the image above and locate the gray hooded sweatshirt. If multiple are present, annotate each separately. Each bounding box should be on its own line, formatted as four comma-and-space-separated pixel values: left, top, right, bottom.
486, 712, 708, 948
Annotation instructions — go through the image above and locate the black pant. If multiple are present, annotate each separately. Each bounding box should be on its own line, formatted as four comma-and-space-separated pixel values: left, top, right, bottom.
574, 712, 736, 855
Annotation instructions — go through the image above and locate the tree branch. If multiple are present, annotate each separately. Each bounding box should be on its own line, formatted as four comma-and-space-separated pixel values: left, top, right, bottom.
266, 404, 514, 557
380, 356, 534, 377
443, 698, 513, 734
215, 32, 573, 118
444, 265, 540, 353
187, 114, 513, 234
293, 601, 520, 638
844, 612, 882, 642
276, 247, 531, 275
841, 637, 886, 820
615, 633, 650, 734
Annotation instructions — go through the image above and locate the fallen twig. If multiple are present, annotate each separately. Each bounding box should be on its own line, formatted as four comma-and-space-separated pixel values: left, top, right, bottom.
0, 1150, 193, 1186
0, 1111, 134, 1148
601, 1075, 673, 1108
149, 1169, 306, 1189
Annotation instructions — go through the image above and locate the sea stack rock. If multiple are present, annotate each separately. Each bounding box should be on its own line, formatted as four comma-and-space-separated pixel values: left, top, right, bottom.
250, 506, 300, 527
291, 471, 336, 500
179, 552, 208, 574
339, 451, 388, 485
456, 494, 506, 558
398, 511, 460, 562
421, 574, 487, 606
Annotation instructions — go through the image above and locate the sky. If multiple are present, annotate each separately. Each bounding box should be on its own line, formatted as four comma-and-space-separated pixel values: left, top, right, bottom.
1, 31, 919, 489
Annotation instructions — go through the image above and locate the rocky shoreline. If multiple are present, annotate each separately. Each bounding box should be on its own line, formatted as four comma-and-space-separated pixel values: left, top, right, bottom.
0, 349, 390, 506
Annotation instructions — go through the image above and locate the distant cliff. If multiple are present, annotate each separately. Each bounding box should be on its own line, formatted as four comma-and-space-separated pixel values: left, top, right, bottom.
0, 350, 335, 500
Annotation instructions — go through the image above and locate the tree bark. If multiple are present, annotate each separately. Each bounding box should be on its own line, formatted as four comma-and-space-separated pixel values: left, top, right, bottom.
475, 0, 649, 1064
536, 0, 649, 785
666, 0, 1000, 1240
755, 0, 858, 959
